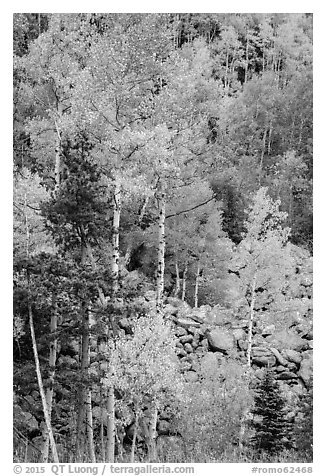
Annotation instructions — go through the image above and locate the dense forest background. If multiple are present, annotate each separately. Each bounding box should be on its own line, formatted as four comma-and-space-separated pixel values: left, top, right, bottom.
13, 13, 313, 464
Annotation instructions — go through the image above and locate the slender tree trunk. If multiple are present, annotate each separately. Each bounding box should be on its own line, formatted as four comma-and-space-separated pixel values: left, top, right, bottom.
130, 411, 139, 463
174, 259, 180, 297
194, 264, 201, 308
156, 181, 166, 311
225, 51, 229, 90
24, 192, 59, 462
259, 129, 267, 185
41, 297, 59, 462
267, 120, 273, 155
76, 241, 96, 462
85, 389, 96, 462
112, 178, 121, 295
28, 300, 59, 463
106, 383, 115, 462
244, 34, 249, 83
247, 273, 257, 368
181, 261, 188, 302
54, 103, 63, 194
146, 403, 158, 462
42, 109, 63, 461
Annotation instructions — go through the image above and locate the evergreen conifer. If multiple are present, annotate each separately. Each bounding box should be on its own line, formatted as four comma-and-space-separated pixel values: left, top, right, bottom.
251, 370, 293, 455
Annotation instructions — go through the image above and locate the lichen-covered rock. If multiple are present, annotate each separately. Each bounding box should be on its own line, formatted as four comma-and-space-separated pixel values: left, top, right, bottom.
184, 343, 193, 353
206, 306, 233, 326
175, 326, 188, 337
270, 347, 289, 367
184, 371, 199, 383
265, 329, 307, 351
282, 349, 302, 365
276, 371, 298, 380
163, 303, 179, 317
207, 328, 234, 353
173, 317, 201, 329
298, 355, 313, 385
252, 347, 276, 367
232, 328, 246, 342
179, 335, 193, 344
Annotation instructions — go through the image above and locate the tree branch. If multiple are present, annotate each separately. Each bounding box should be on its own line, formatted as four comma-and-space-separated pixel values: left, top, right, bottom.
166, 196, 215, 219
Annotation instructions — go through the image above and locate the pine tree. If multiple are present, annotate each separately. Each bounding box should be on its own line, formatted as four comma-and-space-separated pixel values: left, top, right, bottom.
250, 370, 293, 455
294, 379, 313, 460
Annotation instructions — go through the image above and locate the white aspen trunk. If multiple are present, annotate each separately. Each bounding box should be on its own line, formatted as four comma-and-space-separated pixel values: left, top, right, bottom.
130, 411, 139, 463
146, 404, 158, 462
247, 273, 257, 368
112, 178, 121, 295
106, 383, 115, 462
28, 301, 59, 463
181, 262, 188, 302
24, 191, 59, 462
156, 183, 166, 311
244, 33, 249, 83
54, 103, 63, 193
42, 110, 63, 461
41, 298, 59, 463
105, 178, 121, 462
76, 299, 91, 461
259, 129, 267, 185
174, 259, 180, 297
86, 389, 96, 462
225, 51, 229, 89
267, 120, 273, 155
194, 264, 201, 308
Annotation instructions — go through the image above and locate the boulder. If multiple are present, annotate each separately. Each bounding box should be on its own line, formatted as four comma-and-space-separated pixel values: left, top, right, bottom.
176, 348, 187, 357
175, 326, 188, 337
173, 317, 201, 329
206, 306, 233, 326
238, 339, 248, 351
179, 335, 193, 344
282, 349, 302, 365
207, 328, 234, 353
270, 347, 289, 367
184, 371, 199, 383
189, 307, 208, 323
298, 356, 313, 385
184, 343, 193, 353
261, 325, 275, 337
275, 365, 287, 373
163, 304, 179, 317
266, 329, 307, 351
252, 347, 276, 367
232, 328, 246, 341
276, 371, 298, 380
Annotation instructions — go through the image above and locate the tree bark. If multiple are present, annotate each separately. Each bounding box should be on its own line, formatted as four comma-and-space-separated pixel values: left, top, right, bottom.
146, 403, 158, 462
28, 300, 59, 463
106, 382, 115, 462
112, 178, 121, 295
194, 264, 201, 308
181, 261, 188, 302
247, 273, 257, 368
156, 182, 166, 311
86, 389, 96, 462
174, 259, 180, 298
41, 297, 59, 463
130, 411, 139, 463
